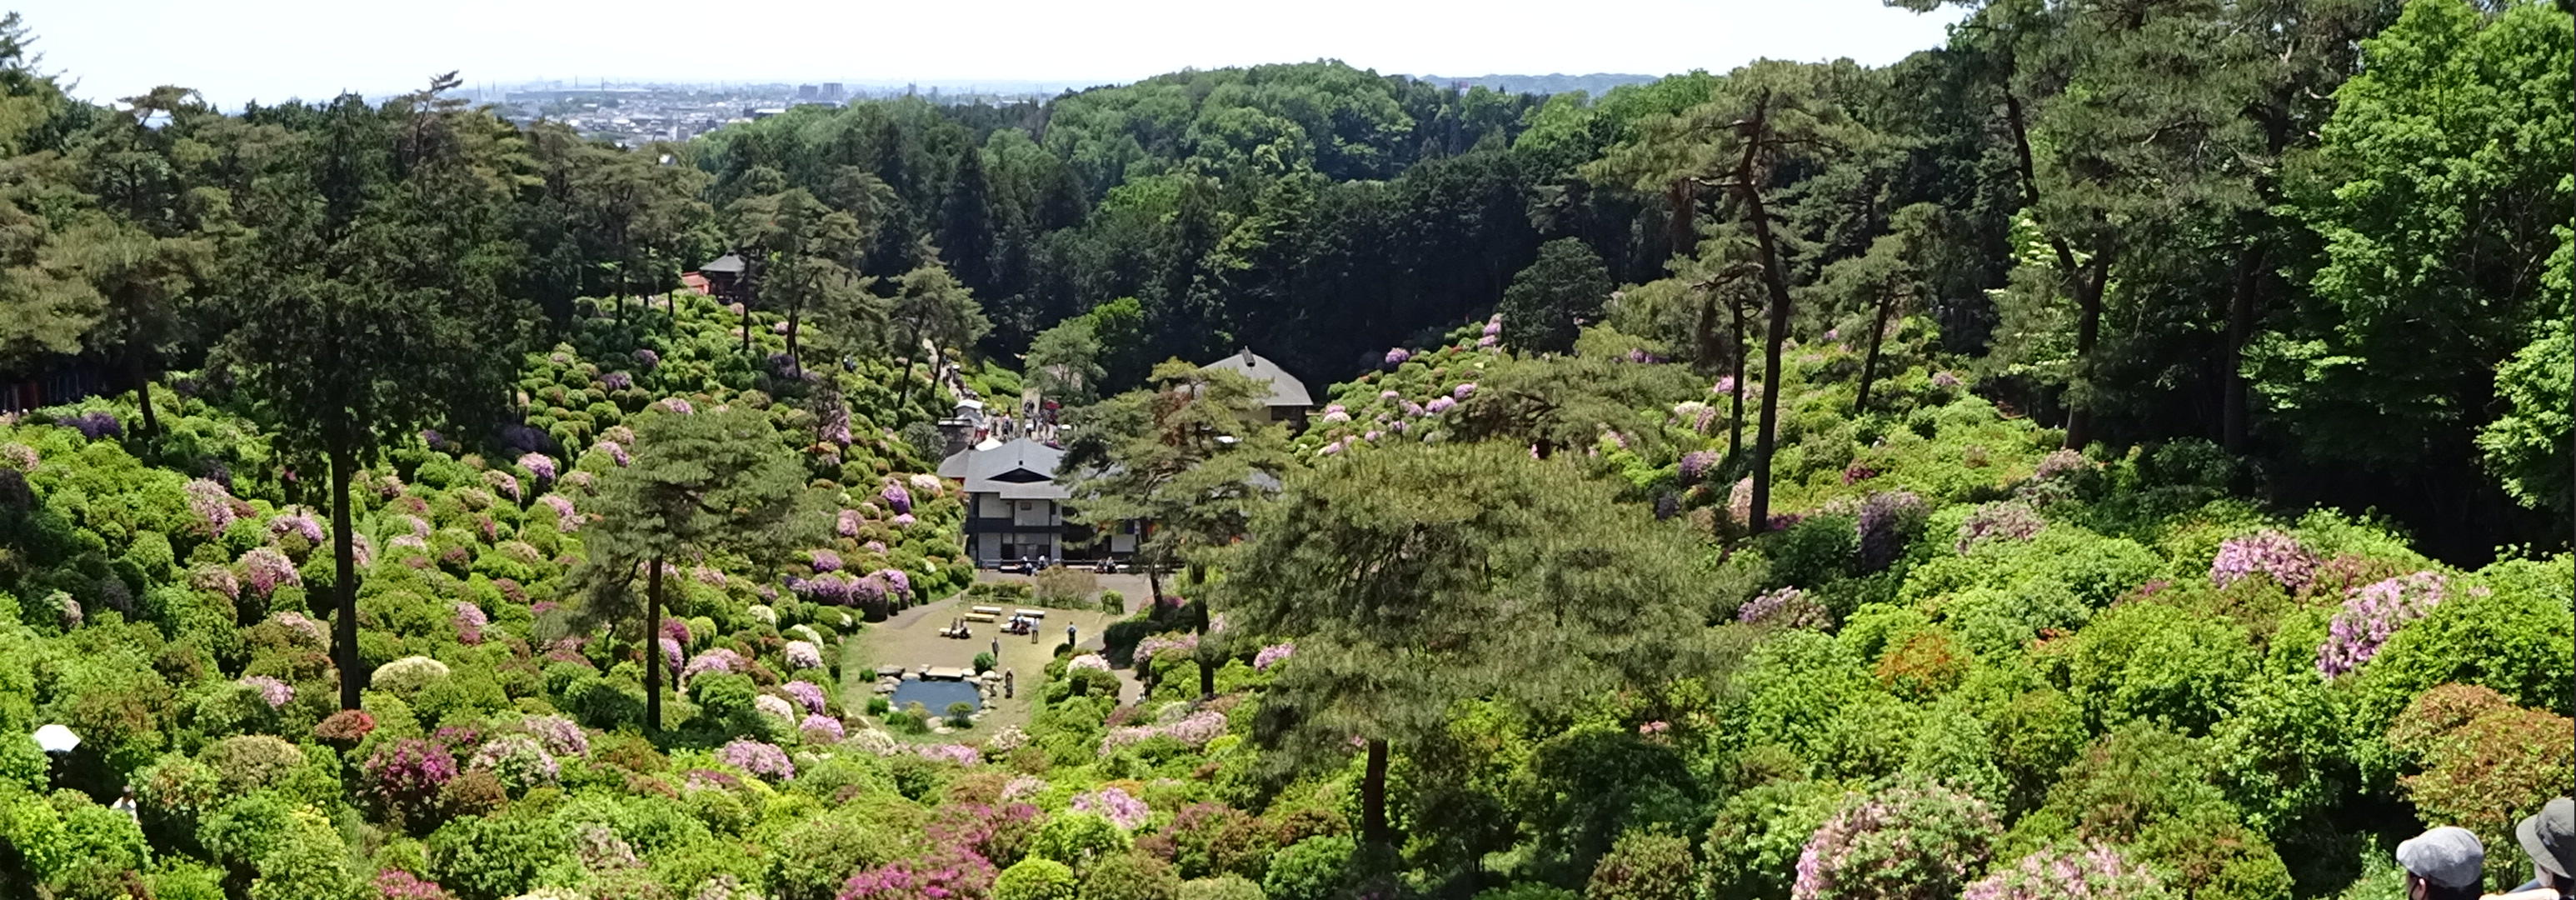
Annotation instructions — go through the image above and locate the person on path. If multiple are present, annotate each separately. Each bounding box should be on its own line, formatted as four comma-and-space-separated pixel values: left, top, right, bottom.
2396, 827, 2484, 900
1004, 669, 1015, 698
1066, 624, 1077, 648
991, 637, 1001, 660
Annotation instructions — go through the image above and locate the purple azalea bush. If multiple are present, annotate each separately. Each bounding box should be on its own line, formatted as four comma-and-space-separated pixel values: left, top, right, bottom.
454, 601, 487, 645
2209, 530, 2318, 593
1793, 783, 1997, 900
241, 675, 293, 709
239, 548, 301, 598
2316, 571, 2450, 678
1964, 844, 2165, 900
785, 642, 826, 672
1957, 502, 2047, 553
782, 679, 829, 712
1739, 587, 1829, 629
1254, 642, 1295, 671
720, 738, 796, 780
1071, 787, 1151, 830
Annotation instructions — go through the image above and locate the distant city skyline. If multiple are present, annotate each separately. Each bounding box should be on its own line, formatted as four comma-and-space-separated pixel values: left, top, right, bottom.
11, 0, 1958, 108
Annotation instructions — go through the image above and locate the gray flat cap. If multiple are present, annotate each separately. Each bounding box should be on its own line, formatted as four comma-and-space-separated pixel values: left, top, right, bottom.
2398, 826, 2486, 889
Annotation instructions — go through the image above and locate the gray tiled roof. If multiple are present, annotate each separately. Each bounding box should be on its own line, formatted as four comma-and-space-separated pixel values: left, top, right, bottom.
937, 438, 1071, 499
1200, 348, 1314, 408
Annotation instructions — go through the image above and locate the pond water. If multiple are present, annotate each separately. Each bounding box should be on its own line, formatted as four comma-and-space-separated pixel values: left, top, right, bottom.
891, 678, 982, 712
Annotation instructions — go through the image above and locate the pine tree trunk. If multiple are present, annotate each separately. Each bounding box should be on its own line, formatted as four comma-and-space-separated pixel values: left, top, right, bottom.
786, 304, 802, 378
1855, 288, 1895, 415
2064, 255, 2112, 450
646, 555, 665, 732
331, 448, 363, 710
132, 353, 159, 438
1361, 738, 1391, 849
1733, 96, 1794, 533
2221, 244, 2259, 453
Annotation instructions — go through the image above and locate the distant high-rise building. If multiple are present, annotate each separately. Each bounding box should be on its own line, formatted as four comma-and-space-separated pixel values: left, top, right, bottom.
796, 84, 819, 100
821, 82, 846, 102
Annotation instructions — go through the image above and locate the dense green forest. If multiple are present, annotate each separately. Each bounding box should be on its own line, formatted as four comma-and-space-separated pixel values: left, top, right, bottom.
0, 2, 2569, 900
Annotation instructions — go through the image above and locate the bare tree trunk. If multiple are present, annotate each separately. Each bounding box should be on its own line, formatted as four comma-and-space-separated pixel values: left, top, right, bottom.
1855, 287, 1897, 415
1727, 295, 1746, 469
646, 555, 665, 732
331, 448, 363, 710
786, 304, 803, 378
1361, 738, 1391, 849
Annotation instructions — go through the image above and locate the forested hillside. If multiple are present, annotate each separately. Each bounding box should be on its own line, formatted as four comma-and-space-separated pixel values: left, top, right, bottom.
0, 2, 2568, 900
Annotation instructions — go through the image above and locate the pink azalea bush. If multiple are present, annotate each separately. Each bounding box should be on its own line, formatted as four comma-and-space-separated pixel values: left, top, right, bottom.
785, 641, 826, 672
1133, 632, 1200, 664
1101, 710, 1230, 755
1067, 654, 1111, 672
1738, 587, 1829, 629
802, 714, 846, 744
1957, 502, 2047, 553
517, 452, 557, 482
184, 478, 237, 532
240, 548, 300, 598
782, 679, 829, 712
1254, 642, 1295, 671
242, 675, 292, 709
523, 714, 588, 758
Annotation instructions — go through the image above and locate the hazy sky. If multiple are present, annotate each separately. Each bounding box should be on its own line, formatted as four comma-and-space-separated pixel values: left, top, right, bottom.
16, 0, 1959, 106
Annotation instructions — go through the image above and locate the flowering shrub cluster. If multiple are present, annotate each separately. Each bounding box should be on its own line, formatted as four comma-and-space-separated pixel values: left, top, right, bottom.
2316, 571, 2449, 678
781, 679, 830, 712
720, 739, 796, 780
1963, 844, 2164, 900
2209, 530, 2317, 593
1740, 587, 1829, 629
1254, 642, 1296, 671
1792, 784, 1996, 900
242, 675, 293, 709
468, 734, 561, 791
1071, 787, 1151, 830
1956, 502, 2046, 553
1134, 632, 1201, 664
1101, 709, 1230, 754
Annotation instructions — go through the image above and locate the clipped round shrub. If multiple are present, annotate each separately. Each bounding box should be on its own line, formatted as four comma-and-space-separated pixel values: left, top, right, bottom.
998, 858, 1081, 900
1179, 877, 1265, 900
1585, 828, 1696, 900
1078, 851, 1182, 900
1031, 812, 1132, 873
201, 735, 308, 794
1260, 835, 1353, 900
374, 655, 455, 696
1790, 782, 1996, 900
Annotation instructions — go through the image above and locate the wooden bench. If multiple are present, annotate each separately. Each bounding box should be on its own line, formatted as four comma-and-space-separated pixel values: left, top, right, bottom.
971, 605, 1003, 617
1014, 609, 1046, 620
962, 612, 997, 623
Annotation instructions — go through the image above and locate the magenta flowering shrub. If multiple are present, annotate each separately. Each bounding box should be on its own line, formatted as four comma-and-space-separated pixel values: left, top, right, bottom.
1679, 450, 1721, 483
2030, 449, 2090, 482
782, 679, 829, 712
931, 801, 1043, 865
602, 371, 632, 391
802, 713, 846, 743
242, 675, 293, 709
1385, 348, 1411, 367
523, 714, 588, 757
1713, 376, 1738, 396
1484, 315, 1503, 338
785, 642, 826, 672
596, 439, 631, 466
1071, 787, 1151, 830
185, 478, 238, 532
835, 846, 998, 900
881, 484, 915, 515
240, 547, 301, 598
454, 601, 487, 645
1133, 632, 1200, 665
1956, 502, 2047, 553
1254, 642, 1295, 671
1425, 396, 1457, 415
661, 397, 696, 414
1453, 382, 1476, 399
1739, 588, 1829, 629
812, 548, 846, 572
1841, 462, 1880, 485
2316, 571, 2451, 678
375, 870, 457, 900
1963, 844, 2164, 900
2209, 530, 2318, 593
192, 565, 240, 599
269, 510, 324, 544
838, 508, 864, 537
364, 738, 459, 815
517, 452, 557, 482
1792, 783, 1997, 900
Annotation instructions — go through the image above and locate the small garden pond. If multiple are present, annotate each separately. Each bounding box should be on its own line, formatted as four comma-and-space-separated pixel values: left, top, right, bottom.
891, 678, 982, 712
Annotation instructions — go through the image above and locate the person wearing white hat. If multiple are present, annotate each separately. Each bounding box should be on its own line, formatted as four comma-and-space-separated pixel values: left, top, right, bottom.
2396, 827, 2484, 900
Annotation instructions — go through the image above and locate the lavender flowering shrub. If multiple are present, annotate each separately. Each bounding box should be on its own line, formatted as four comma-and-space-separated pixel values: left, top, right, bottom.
721, 738, 796, 780
1791, 782, 1996, 900
2316, 570, 2450, 678
2209, 530, 2318, 593
1963, 844, 2167, 900
1254, 642, 1295, 671
468, 734, 560, 791
1071, 787, 1151, 830
1739, 588, 1829, 630
1957, 502, 2047, 553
